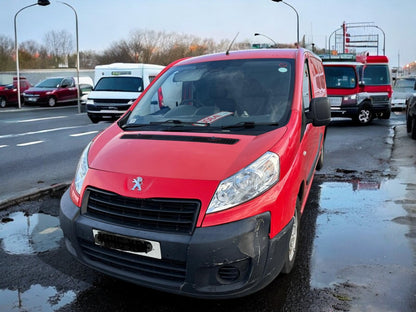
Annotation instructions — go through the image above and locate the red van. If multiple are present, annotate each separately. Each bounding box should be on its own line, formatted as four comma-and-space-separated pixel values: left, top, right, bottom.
60, 48, 330, 298
323, 54, 392, 125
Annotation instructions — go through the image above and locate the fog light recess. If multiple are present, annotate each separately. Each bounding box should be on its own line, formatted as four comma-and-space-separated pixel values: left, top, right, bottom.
217, 265, 240, 283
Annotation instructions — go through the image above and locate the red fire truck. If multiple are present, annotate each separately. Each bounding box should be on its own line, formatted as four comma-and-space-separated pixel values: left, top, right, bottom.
322, 53, 392, 125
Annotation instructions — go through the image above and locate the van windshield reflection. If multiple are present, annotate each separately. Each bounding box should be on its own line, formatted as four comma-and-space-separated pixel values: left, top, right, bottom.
124, 58, 294, 134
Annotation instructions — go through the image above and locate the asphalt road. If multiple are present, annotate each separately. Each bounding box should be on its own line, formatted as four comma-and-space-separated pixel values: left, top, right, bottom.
0, 106, 110, 206
0, 110, 415, 311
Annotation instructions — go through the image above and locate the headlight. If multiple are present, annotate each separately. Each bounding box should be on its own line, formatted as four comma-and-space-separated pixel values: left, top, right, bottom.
343, 94, 357, 101
86, 99, 94, 105
207, 152, 280, 214
74, 142, 91, 194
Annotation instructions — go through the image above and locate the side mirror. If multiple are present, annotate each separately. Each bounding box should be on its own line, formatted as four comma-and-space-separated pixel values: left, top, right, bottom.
307, 97, 331, 126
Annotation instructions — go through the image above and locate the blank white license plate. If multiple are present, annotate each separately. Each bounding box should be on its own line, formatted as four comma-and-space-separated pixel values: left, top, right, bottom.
92, 229, 161, 259
328, 97, 342, 106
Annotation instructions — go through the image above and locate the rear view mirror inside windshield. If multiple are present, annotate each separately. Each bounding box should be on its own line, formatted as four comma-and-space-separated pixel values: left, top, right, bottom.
173, 68, 205, 82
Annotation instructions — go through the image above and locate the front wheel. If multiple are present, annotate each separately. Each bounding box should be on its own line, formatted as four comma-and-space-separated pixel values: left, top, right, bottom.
411, 118, 416, 140
0, 97, 6, 108
316, 141, 324, 170
281, 200, 300, 274
48, 97, 56, 107
354, 105, 373, 125
88, 115, 101, 124
406, 111, 412, 133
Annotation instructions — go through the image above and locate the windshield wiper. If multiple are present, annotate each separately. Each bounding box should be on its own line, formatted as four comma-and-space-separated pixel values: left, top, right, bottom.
121, 119, 209, 130
120, 123, 149, 130
221, 122, 279, 129
149, 120, 210, 127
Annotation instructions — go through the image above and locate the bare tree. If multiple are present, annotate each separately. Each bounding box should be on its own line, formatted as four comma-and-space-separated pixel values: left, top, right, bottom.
97, 40, 135, 64
43, 29, 74, 66
0, 35, 15, 71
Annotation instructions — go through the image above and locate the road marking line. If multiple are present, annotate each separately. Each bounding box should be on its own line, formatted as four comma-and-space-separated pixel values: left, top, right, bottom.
70, 131, 99, 137
0, 145, 8, 148
17, 116, 67, 123
0, 126, 83, 139
17, 141, 44, 147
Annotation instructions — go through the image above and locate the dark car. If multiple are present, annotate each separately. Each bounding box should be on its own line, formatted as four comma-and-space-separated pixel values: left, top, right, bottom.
406, 95, 416, 139
0, 77, 32, 108
23, 77, 91, 107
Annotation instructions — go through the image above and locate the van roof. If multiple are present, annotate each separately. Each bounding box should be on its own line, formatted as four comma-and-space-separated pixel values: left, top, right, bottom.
95, 63, 165, 70
175, 49, 302, 66
323, 61, 362, 67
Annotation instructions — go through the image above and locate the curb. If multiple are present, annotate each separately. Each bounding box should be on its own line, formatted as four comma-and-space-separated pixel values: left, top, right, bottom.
0, 182, 70, 211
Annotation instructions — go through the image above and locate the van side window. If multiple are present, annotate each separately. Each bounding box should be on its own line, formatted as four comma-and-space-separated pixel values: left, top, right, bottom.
302, 63, 311, 111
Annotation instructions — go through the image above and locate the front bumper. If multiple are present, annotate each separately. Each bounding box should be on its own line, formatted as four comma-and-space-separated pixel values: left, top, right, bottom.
86, 102, 131, 118
60, 189, 292, 298
391, 99, 406, 109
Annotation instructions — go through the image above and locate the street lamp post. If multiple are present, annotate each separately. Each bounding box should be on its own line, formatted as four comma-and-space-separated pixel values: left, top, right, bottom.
254, 33, 278, 47
14, 1, 49, 109
59, 1, 80, 113
271, 0, 299, 47
14, 0, 80, 112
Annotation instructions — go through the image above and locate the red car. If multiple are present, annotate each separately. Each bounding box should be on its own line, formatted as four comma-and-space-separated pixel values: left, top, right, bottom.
0, 77, 32, 108
23, 77, 79, 107
60, 48, 330, 298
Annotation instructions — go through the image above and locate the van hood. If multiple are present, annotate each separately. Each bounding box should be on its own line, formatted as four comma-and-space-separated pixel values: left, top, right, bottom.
88, 90, 140, 100
88, 125, 287, 182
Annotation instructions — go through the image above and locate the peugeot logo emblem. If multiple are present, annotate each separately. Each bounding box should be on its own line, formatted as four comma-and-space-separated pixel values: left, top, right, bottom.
131, 177, 143, 191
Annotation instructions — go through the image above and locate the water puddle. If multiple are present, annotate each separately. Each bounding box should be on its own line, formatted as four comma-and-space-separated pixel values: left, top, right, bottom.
0, 284, 75, 312
0, 212, 63, 255
311, 177, 413, 288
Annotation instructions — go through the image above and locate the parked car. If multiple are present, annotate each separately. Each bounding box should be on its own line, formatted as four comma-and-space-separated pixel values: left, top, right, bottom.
391, 76, 416, 110
0, 77, 32, 108
23, 76, 93, 107
59, 48, 330, 298
406, 95, 416, 139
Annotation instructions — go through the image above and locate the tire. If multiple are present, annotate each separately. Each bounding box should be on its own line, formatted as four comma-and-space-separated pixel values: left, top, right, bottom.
406, 111, 412, 133
0, 97, 6, 108
380, 110, 391, 120
48, 97, 56, 107
281, 199, 300, 274
89, 115, 100, 124
316, 141, 324, 170
354, 105, 373, 125
411, 118, 416, 140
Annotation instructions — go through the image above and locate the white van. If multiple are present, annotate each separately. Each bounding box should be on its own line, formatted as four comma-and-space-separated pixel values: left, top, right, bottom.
86, 63, 165, 123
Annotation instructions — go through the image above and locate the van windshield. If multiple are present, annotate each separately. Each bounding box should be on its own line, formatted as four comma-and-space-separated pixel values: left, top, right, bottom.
123, 58, 294, 134
394, 78, 415, 91
359, 65, 390, 86
324, 66, 357, 89
95, 76, 143, 92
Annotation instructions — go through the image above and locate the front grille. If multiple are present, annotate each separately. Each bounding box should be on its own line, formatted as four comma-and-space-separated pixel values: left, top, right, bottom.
371, 95, 390, 105
78, 238, 186, 283
93, 99, 131, 104
83, 188, 200, 234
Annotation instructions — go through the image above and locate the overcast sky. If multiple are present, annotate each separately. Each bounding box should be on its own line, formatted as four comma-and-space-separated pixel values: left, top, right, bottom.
2, 0, 415, 68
